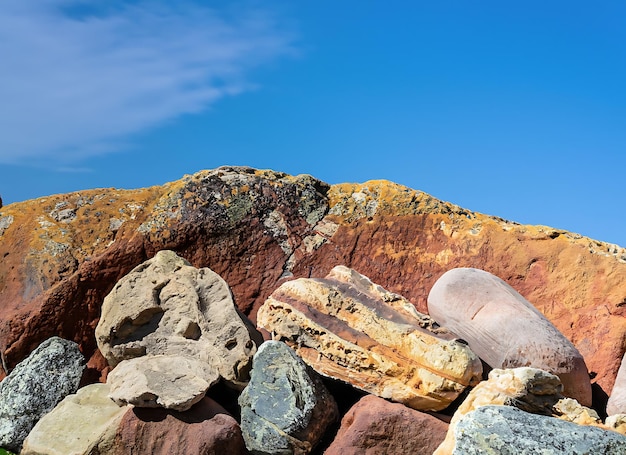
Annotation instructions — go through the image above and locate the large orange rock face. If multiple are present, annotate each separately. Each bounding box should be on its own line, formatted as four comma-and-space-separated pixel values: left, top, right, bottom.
1, 167, 625, 399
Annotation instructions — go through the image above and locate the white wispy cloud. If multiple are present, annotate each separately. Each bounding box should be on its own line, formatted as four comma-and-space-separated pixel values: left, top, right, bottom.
0, 1, 293, 165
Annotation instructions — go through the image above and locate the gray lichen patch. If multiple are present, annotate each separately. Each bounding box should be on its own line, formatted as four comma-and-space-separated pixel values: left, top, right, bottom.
0, 215, 14, 236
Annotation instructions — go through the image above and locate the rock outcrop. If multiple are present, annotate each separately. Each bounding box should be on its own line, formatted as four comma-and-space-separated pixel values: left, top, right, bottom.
1, 167, 626, 399
452, 405, 626, 454
428, 267, 592, 405
325, 394, 449, 454
238, 340, 337, 454
21, 383, 130, 455
608, 353, 626, 416
0, 337, 85, 452
258, 266, 482, 411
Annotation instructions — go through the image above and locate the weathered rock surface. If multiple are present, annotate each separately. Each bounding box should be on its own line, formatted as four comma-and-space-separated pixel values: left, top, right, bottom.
238, 340, 338, 454
258, 266, 482, 411
107, 355, 219, 411
452, 405, 626, 454
1, 166, 626, 398
0, 337, 85, 452
112, 396, 247, 455
95, 249, 261, 389
428, 267, 592, 406
608, 353, 626, 416
435, 367, 601, 455
325, 394, 449, 455
21, 383, 130, 455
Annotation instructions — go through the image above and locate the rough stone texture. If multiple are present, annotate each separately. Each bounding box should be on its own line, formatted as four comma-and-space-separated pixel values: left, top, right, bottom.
428, 267, 592, 406
324, 394, 449, 455
0, 337, 85, 452
112, 396, 247, 455
95, 250, 262, 389
606, 413, 626, 435
608, 352, 626, 416
452, 405, 626, 454
21, 383, 130, 455
258, 266, 482, 411
238, 340, 338, 454
1, 167, 626, 399
107, 355, 219, 411
434, 367, 603, 455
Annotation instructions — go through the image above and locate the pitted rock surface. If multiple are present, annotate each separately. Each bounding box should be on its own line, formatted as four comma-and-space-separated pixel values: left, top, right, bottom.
95, 250, 261, 389
0, 337, 85, 452
238, 340, 338, 454
428, 267, 592, 406
257, 266, 483, 411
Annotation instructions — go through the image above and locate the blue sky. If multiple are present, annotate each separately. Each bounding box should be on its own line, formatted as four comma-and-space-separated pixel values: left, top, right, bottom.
1, 1, 625, 246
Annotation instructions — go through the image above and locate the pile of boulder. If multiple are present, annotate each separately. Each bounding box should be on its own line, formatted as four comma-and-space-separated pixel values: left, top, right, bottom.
2, 250, 626, 454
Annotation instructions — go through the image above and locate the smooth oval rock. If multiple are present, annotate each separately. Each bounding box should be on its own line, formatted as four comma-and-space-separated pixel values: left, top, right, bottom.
238, 340, 338, 454
608, 353, 626, 416
95, 250, 262, 389
0, 337, 85, 452
427, 267, 592, 406
21, 383, 130, 455
452, 405, 626, 454
258, 266, 483, 411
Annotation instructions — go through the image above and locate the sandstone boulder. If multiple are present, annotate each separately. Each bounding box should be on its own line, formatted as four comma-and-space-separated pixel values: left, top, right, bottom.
95, 250, 262, 389
428, 267, 592, 405
21, 383, 130, 455
325, 394, 448, 455
452, 405, 626, 454
107, 355, 219, 411
238, 340, 338, 454
112, 397, 247, 455
0, 337, 85, 452
257, 266, 483, 411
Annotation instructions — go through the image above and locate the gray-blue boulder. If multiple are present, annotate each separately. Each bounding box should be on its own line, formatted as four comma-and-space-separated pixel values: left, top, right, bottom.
0, 337, 85, 452
238, 340, 338, 454
453, 405, 626, 454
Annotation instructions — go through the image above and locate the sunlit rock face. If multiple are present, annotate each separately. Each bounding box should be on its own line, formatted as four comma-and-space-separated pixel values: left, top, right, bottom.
1, 166, 626, 401
257, 266, 483, 411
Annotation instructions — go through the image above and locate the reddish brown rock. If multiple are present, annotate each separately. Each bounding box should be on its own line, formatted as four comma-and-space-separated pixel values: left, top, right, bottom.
325, 394, 449, 455
1, 168, 625, 402
112, 396, 247, 455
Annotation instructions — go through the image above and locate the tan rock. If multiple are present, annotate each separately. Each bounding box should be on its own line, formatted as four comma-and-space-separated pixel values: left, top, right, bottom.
428, 267, 592, 406
95, 250, 261, 389
257, 265, 483, 412
107, 355, 219, 411
434, 367, 601, 455
606, 414, 626, 436
21, 383, 130, 455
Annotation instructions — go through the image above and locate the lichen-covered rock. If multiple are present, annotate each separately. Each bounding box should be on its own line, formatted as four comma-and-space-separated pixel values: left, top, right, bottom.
325, 394, 449, 455
112, 397, 247, 455
238, 340, 338, 454
428, 267, 592, 406
2, 167, 626, 400
258, 266, 482, 411
21, 383, 130, 455
434, 367, 601, 455
0, 337, 85, 452
107, 355, 220, 411
95, 250, 262, 389
452, 405, 626, 454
